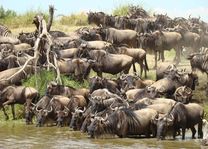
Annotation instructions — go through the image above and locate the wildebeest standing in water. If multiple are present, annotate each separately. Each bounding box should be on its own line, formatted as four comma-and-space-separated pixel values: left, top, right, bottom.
88, 108, 158, 138
152, 102, 204, 140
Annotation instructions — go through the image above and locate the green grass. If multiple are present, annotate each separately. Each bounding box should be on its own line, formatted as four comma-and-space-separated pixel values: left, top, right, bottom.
22, 70, 89, 96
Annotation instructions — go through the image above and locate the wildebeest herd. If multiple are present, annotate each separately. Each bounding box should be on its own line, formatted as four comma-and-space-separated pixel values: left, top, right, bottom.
1, 5, 208, 144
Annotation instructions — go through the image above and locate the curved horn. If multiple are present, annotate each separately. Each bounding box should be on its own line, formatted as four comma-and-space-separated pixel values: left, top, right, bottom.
104, 113, 108, 121
31, 103, 36, 107
126, 101, 129, 108
109, 100, 116, 111
64, 106, 70, 111
47, 106, 53, 113
83, 107, 86, 112
35, 106, 42, 112
169, 114, 174, 121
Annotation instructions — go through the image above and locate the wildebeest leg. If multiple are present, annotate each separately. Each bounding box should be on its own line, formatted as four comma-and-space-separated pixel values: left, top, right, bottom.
161, 50, 165, 62
153, 50, 157, 69
181, 128, 186, 140
190, 126, 196, 139
2, 106, 9, 120
139, 61, 143, 78
206, 74, 208, 96
25, 99, 32, 124
158, 51, 161, 61
174, 47, 181, 66
11, 104, 16, 120
198, 120, 203, 138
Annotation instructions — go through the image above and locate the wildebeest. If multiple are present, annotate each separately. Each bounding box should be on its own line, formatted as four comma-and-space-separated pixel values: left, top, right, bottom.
103, 27, 139, 48
33, 95, 54, 127
89, 76, 121, 95
153, 102, 204, 140
70, 107, 86, 130
139, 30, 182, 68
56, 48, 80, 59
57, 58, 93, 81
134, 97, 176, 110
174, 86, 192, 104
89, 50, 136, 77
0, 66, 37, 90
0, 85, 39, 124
187, 51, 208, 94
117, 73, 155, 92
87, 12, 106, 26
46, 82, 89, 100
115, 46, 149, 78
88, 108, 158, 138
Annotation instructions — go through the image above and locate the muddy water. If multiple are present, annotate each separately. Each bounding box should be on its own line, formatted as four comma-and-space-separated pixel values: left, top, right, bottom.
0, 122, 203, 149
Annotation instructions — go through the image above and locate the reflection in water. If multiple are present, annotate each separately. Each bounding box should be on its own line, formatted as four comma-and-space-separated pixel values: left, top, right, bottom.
0, 122, 202, 149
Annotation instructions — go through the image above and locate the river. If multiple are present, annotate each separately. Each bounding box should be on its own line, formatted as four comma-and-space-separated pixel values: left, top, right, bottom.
0, 121, 205, 149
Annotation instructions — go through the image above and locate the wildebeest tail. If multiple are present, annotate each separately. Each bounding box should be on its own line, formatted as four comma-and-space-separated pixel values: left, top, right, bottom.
144, 55, 149, 71
132, 59, 136, 73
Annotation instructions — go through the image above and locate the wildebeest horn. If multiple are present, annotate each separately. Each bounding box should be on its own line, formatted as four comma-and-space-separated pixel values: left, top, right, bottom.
168, 114, 174, 122
109, 100, 116, 111
35, 106, 42, 112
104, 113, 108, 121
64, 106, 70, 111
126, 101, 129, 108
83, 107, 86, 112
47, 106, 53, 113
31, 103, 36, 107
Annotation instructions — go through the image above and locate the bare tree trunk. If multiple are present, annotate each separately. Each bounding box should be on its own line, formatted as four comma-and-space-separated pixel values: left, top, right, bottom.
1, 7, 62, 85
47, 5, 54, 32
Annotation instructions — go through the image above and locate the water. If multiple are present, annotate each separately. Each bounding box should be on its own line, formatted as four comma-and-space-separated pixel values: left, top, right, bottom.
0, 121, 204, 149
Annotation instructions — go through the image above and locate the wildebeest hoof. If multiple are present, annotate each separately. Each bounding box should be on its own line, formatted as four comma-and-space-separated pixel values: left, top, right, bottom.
13, 118, 17, 120
5, 116, 9, 120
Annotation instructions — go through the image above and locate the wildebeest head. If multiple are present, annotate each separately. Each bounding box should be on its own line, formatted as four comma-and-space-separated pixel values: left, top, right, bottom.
70, 107, 86, 130
146, 86, 160, 98
18, 32, 37, 47
174, 86, 192, 104
177, 72, 199, 90
87, 114, 108, 138
118, 74, 138, 91
35, 105, 53, 127
72, 58, 92, 82
152, 114, 174, 140
46, 81, 65, 95
56, 106, 70, 127
89, 76, 103, 93
87, 12, 105, 26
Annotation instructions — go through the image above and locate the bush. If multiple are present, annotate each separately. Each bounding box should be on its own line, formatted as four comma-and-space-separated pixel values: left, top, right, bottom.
58, 12, 88, 26
0, 5, 49, 28
112, 4, 130, 16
